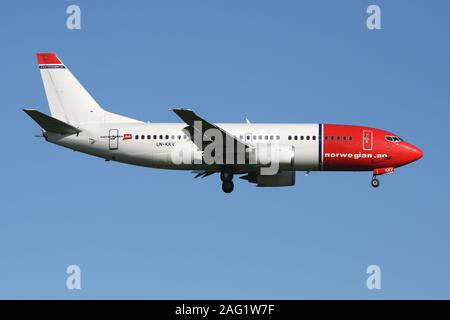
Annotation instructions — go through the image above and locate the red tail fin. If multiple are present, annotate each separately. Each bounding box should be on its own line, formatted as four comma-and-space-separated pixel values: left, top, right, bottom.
37, 53, 63, 65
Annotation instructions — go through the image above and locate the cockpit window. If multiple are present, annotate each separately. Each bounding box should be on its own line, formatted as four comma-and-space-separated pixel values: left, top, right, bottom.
385, 135, 403, 142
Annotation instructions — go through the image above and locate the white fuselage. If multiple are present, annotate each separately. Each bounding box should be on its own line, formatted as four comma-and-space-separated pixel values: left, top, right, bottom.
46, 123, 321, 172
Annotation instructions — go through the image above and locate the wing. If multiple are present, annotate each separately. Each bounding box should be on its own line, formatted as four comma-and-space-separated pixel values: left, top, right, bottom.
171, 108, 251, 152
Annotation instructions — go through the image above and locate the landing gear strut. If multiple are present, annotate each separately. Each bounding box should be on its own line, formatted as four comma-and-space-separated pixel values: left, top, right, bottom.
371, 167, 394, 188
221, 168, 234, 193
220, 171, 233, 182
371, 176, 380, 188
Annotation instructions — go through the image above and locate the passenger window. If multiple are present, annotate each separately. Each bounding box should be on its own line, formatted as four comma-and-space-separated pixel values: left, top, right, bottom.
153, 135, 157, 139
300, 136, 304, 140
165, 135, 169, 139
342, 136, 346, 140
265, 136, 268, 140
312, 136, 316, 140
159, 135, 163, 139
336, 136, 340, 140
178, 135, 181, 140
253, 135, 257, 140
306, 136, 310, 140
270, 136, 273, 140
259, 135, 262, 140
147, 135, 151, 139
240, 135, 243, 140
171, 135, 175, 139
349, 136, 352, 141
246, 135, 251, 140
325, 136, 328, 140
288, 136, 292, 140
276, 136, 280, 140
135, 135, 139, 140
331, 136, 334, 140
183, 135, 187, 139
294, 136, 298, 140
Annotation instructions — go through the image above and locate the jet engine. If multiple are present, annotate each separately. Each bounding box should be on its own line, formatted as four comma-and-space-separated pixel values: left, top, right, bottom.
249, 144, 295, 169
241, 170, 296, 187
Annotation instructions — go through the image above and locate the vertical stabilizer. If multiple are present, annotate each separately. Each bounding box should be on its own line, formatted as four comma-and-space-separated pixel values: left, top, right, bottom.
37, 53, 141, 125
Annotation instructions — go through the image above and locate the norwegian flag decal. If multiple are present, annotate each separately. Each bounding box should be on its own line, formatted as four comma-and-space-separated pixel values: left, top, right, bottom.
123, 133, 132, 140
362, 130, 373, 150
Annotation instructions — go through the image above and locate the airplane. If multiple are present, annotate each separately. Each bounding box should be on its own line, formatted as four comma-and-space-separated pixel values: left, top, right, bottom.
24, 53, 423, 193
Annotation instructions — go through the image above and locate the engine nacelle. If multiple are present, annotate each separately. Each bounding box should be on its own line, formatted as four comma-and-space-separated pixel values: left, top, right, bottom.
249, 144, 295, 169
242, 170, 296, 187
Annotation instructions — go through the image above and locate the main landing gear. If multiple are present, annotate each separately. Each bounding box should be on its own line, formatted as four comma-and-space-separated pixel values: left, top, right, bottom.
371, 176, 380, 188
221, 169, 234, 193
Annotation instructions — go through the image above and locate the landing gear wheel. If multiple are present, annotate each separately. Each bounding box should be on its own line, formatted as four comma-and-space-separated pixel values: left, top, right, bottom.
371, 177, 380, 188
220, 171, 234, 182
222, 181, 234, 193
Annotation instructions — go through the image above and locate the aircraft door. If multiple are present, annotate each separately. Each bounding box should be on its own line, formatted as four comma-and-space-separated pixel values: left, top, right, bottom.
109, 129, 119, 150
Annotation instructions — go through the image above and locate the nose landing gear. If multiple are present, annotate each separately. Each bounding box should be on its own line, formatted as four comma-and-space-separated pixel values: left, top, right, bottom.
371, 167, 394, 188
371, 176, 380, 188
221, 168, 234, 193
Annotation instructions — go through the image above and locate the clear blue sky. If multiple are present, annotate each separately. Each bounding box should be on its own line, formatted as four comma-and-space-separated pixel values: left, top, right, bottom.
0, 0, 449, 299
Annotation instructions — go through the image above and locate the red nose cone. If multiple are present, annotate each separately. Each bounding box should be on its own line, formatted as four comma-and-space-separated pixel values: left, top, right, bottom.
407, 144, 423, 163
415, 147, 424, 160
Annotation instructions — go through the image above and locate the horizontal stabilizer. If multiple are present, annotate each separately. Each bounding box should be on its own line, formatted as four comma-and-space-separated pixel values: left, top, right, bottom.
23, 109, 81, 134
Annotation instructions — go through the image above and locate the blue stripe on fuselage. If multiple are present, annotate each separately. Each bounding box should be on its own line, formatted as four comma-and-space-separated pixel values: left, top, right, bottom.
319, 123, 323, 170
